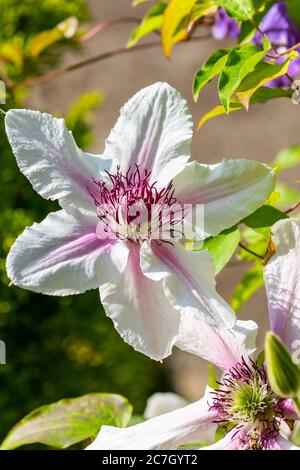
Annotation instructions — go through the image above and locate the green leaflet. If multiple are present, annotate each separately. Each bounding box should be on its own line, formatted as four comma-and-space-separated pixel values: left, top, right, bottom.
195, 226, 240, 274
231, 261, 264, 312
127, 2, 167, 48
218, 38, 270, 112
193, 48, 229, 101
216, 0, 255, 20
197, 87, 292, 129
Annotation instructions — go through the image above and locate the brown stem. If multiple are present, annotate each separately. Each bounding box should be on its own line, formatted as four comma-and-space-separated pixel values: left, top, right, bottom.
239, 242, 264, 260
285, 199, 300, 214
13, 36, 210, 89
77, 17, 142, 44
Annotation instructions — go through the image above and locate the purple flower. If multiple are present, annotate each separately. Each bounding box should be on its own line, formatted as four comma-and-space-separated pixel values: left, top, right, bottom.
212, 2, 300, 86
212, 8, 240, 40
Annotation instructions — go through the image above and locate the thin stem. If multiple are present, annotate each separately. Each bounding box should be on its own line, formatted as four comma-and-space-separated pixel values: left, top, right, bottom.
285, 199, 300, 214
77, 17, 142, 44
0, 108, 6, 116
13, 35, 210, 89
239, 242, 264, 260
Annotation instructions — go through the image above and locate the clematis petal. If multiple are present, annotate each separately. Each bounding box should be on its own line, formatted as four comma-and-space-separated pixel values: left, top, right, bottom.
99, 243, 181, 361
144, 393, 189, 419
86, 388, 217, 450
172, 160, 275, 238
5, 109, 111, 214
176, 317, 258, 371
140, 240, 236, 329
103, 82, 192, 183
201, 427, 244, 450
6, 210, 128, 296
264, 218, 300, 351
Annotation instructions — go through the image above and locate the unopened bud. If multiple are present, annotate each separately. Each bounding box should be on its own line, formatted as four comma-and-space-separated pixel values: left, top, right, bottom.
265, 332, 300, 398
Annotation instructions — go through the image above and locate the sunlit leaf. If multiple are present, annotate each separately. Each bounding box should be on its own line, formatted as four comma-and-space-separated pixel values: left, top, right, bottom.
162, 0, 197, 58
272, 146, 300, 171
0, 42, 23, 68
242, 204, 288, 237
28, 17, 79, 58
236, 52, 298, 109
132, 0, 152, 5
1, 393, 132, 450
275, 182, 300, 211
198, 87, 292, 129
218, 38, 270, 112
195, 226, 240, 274
231, 261, 264, 312
127, 2, 167, 48
193, 48, 229, 101
216, 0, 255, 20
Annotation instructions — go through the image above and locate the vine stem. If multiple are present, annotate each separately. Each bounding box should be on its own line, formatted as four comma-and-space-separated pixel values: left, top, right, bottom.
238, 242, 264, 260
77, 17, 142, 44
12, 35, 210, 89
285, 199, 300, 214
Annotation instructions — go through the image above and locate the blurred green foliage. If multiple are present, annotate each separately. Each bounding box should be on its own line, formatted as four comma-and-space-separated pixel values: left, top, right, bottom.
0, 0, 167, 441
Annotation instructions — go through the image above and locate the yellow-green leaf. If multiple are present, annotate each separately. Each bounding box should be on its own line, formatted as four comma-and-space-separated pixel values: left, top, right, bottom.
218, 38, 270, 112
127, 2, 167, 48
162, 0, 197, 58
0, 42, 23, 68
193, 48, 229, 101
198, 87, 292, 129
236, 52, 299, 109
1, 393, 132, 450
28, 17, 79, 58
216, 0, 255, 21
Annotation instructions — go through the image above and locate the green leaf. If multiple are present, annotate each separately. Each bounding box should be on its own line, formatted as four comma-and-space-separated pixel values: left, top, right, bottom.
0, 42, 23, 68
132, 0, 152, 5
272, 146, 300, 171
218, 39, 270, 112
193, 48, 229, 101
162, 0, 197, 58
198, 86, 292, 129
216, 0, 255, 20
231, 261, 264, 312
238, 1, 275, 43
1, 393, 132, 450
127, 3, 167, 48
197, 226, 240, 274
65, 91, 103, 149
265, 332, 300, 398
236, 52, 299, 109
275, 183, 300, 211
287, 0, 300, 30
242, 205, 288, 237
207, 364, 218, 390
28, 17, 79, 58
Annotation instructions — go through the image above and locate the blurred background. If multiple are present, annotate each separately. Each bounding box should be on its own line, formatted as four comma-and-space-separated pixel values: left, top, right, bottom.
0, 0, 299, 441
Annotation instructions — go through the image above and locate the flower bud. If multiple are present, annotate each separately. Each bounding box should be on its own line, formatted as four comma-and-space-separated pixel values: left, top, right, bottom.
265, 332, 300, 398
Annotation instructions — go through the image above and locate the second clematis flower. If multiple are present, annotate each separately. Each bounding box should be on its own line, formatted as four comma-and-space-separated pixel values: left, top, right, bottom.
5, 82, 274, 360
87, 219, 300, 450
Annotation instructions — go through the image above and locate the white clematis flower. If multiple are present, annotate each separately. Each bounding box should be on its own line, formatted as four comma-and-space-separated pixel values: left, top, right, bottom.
86, 219, 300, 451
5, 82, 274, 360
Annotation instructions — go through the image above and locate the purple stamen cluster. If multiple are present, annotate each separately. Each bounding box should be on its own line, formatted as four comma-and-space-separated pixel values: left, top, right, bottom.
89, 165, 183, 241
209, 357, 285, 450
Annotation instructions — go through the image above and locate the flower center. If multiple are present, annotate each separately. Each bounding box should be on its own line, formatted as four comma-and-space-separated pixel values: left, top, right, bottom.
90, 166, 184, 242
210, 358, 284, 450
